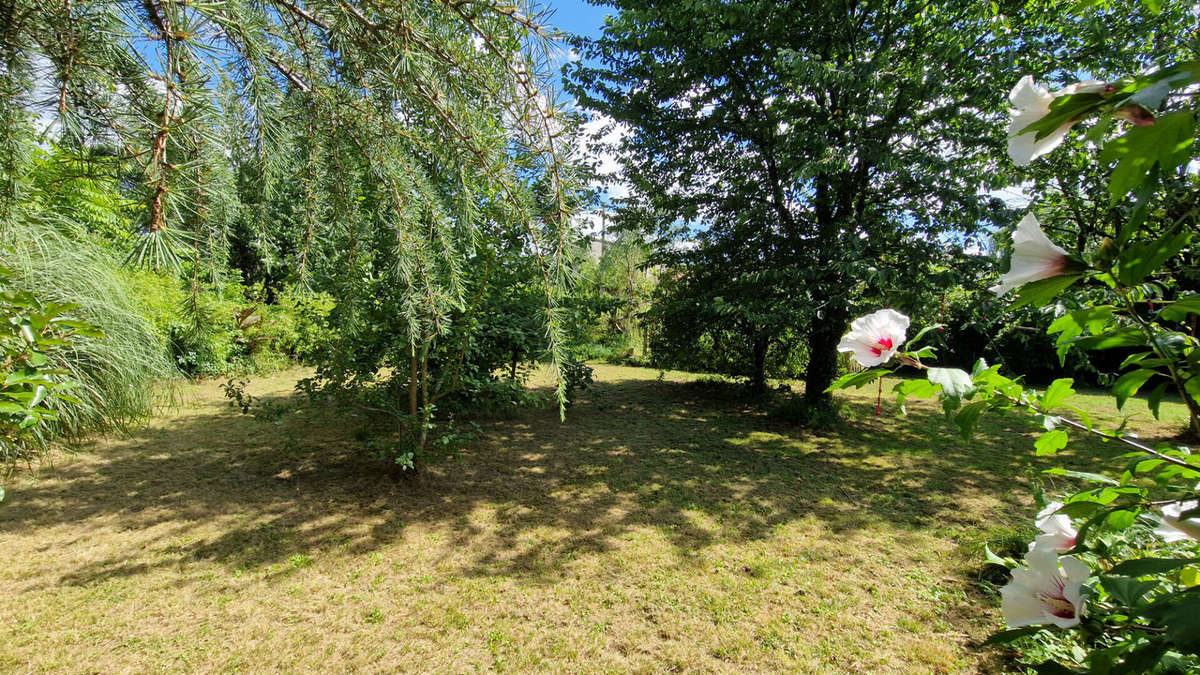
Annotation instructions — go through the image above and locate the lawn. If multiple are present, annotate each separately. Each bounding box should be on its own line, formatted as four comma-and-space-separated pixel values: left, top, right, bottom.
0, 364, 1188, 672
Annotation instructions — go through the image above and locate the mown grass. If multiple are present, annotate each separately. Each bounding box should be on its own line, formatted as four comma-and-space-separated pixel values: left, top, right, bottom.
0, 364, 1189, 672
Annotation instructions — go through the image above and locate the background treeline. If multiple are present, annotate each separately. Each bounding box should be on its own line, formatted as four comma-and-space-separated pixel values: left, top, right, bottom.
569, 0, 1199, 402
2, 0, 1196, 481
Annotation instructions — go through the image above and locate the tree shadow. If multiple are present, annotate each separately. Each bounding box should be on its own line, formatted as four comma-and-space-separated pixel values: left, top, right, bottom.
1, 369, 1122, 590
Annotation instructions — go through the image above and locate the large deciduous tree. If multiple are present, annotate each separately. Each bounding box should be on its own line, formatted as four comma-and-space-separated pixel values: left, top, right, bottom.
568, 0, 1180, 412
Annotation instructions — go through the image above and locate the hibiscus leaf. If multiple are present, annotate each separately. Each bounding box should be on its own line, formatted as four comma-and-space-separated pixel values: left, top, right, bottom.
1035, 429, 1069, 456
1057, 500, 1104, 518
894, 378, 938, 408
1100, 575, 1159, 607
982, 626, 1046, 645
1164, 601, 1200, 651
906, 324, 942, 349
1070, 328, 1148, 351
954, 400, 989, 439
1106, 508, 1138, 530
1041, 378, 1076, 411
1019, 93, 1105, 140
928, 367, 973, 398
1109, 558, 1200, 576
1137, 379, 1166, 415
1101, 111, 1195, 202
825, 369, 887, 392
1043, 468, 1119, 485
1113, 368, 1158, 409
1116, 230, 1191, 287
984, 544, 1014, 567
1158, 294, 1200, 322
1010, 275, 1083, 310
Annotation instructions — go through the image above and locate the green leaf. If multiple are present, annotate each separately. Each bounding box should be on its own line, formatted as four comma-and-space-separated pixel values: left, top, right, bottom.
1107, 508, 1137, 530
1113, 368, 1157, 409
1163, 600, 1200, 651
1116, 231, 1191, 287
906, 324, 942, 349
1070, 329, 1148, 351
1041, 378, 1075, 411
894, 378, 938, 407
1018, 93, 1105, 140
1009, 275, 1083, 310
928, 367, 973, 398
955, 400, 988, 439
1043, 468, 1119, 485
1057, 500, 1104, 518
1120, 351, 1153, 370
984, 544, 1011, 566
826, 369, 888, 392
1100, 111, 1195, 202
1035, 429, 1069, 456
1101, 575, 1158, 606
1146, 381, 1169, 420
1182, 567, 1200, 587
1109, 558, 1200, 576
1161, 294, 1200, 322
1185, 376, 1200, 409
28, 384, 48, 409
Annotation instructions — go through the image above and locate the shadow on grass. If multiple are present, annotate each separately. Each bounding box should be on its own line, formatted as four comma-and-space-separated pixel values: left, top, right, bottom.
1, 369, 1122, 588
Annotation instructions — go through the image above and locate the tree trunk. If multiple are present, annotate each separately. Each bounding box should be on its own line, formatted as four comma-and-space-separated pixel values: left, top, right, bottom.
750, 333, 768, 395
803, 305, 847, 410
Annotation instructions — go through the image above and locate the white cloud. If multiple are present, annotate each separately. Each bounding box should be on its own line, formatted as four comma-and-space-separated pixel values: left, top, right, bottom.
577, 110, 630, 200
571, 210, 616, 238
980, 182, 1034, 209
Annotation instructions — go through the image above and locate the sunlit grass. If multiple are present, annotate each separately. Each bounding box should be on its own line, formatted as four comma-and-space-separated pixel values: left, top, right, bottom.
0, 364, 1186, 672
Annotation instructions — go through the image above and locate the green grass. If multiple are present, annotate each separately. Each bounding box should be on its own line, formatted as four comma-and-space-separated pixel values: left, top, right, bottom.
0, 364, 1188, 672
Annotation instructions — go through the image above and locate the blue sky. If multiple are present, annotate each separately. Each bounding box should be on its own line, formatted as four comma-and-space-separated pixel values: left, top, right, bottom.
543, 0, 610, 45
542, 0, 609, 95
539, 0, 630, 213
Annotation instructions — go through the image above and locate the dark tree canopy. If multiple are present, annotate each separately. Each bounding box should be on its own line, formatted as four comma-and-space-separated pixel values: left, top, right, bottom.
566, 0, 1192, 408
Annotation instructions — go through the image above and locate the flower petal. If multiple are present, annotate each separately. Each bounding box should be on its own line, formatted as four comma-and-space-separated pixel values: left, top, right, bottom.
991, 214, 1069, 296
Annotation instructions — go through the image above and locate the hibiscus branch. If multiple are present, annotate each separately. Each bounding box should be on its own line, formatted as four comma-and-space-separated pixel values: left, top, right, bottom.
900, 355, 1197, 471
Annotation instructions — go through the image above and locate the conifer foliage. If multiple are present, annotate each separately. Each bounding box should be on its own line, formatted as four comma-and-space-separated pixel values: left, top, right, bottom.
0, 0, 584, 465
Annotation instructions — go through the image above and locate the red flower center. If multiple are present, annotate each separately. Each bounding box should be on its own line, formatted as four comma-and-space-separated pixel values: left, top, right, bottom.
870, 337, 893, 357
1039, 592, 1076, 619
